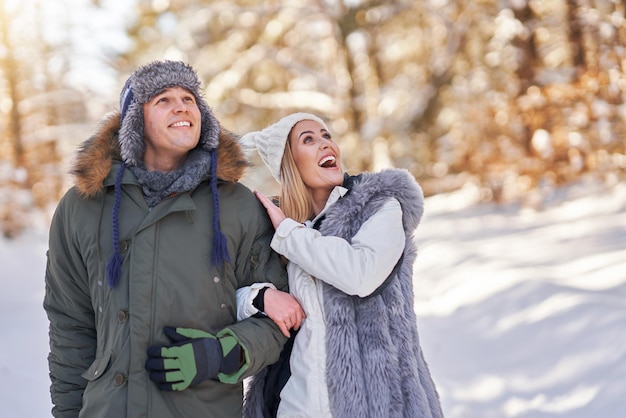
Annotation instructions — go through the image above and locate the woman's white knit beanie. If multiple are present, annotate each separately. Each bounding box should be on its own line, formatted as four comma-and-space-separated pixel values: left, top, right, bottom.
240, 112, 328, 182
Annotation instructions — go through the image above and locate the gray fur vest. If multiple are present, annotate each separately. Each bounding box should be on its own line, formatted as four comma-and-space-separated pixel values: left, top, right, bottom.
245, 169, 443, 418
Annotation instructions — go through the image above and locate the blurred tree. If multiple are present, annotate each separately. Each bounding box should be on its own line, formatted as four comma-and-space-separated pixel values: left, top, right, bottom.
97, 0, 626, 200
0, 0, 91, 236
120, 0, 460, 189
2, 0, 626, 236
0, 0, 23, 167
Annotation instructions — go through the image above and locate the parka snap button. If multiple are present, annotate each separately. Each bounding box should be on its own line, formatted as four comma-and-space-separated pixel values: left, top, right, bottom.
213, 276, 220, 283
119, 241, 129, 253
220, 303, 226, 309
117, 310, 129, 323
113, 373, 127, 386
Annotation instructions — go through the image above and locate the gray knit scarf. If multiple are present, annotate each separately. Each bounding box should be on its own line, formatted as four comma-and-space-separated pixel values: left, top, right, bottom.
129, 147, 212, 207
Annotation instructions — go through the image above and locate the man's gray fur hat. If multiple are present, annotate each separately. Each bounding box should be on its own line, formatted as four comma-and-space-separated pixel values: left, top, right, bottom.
118, 60, 220, 167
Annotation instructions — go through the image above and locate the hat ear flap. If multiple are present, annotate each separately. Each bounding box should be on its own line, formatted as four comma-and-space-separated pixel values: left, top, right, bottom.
120, 79, 134, 123
198, 100, 220, 151
118, 102, 146, 167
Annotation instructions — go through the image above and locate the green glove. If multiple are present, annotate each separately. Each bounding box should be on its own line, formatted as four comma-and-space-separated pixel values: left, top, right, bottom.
145, 327, 242, 391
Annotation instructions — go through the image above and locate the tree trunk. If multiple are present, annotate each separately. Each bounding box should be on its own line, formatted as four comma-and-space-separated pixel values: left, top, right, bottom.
0, 0, 24, 167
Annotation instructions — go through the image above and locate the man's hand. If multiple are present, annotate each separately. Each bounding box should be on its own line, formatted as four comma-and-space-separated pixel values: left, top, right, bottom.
145, 327, 241, 391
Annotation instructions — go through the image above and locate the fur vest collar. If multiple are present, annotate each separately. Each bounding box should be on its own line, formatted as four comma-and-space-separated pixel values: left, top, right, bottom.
71, 112, 247, 197
319, 168, 443, 418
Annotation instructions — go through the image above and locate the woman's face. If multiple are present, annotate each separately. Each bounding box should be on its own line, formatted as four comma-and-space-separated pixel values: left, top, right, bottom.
288, 119, 343, 194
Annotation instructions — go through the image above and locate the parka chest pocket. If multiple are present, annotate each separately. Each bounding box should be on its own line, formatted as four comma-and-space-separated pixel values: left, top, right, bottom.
81, 350, 112, 382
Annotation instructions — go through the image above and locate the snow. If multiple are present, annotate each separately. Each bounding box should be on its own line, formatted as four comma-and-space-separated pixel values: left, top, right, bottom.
1, 179, 624, 417
0, 224, 51, 417
413, 179, 626, 418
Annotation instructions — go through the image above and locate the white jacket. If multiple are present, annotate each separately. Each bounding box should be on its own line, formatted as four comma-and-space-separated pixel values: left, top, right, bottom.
244, 170, 442, 418
270, 185, 404, 417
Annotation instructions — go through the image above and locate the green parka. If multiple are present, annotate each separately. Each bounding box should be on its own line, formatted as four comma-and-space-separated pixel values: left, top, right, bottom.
44, 114, 288, 418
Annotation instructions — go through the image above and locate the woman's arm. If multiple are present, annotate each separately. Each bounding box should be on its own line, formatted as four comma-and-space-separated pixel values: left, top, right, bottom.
236, 284, 305, 337
271, 199, 405, 297
235, 283, 276, 321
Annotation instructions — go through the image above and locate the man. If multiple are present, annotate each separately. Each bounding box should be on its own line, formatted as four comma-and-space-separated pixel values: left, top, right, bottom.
44, 60, 288, 418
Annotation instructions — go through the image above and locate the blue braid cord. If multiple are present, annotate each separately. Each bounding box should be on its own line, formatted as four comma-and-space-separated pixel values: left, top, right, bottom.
210, 149, 230, 265
120, 80, 134, 122
106, 162, 125, 288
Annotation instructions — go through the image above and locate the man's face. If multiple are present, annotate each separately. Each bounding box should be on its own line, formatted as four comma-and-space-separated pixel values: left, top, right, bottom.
142, 86, 202, 171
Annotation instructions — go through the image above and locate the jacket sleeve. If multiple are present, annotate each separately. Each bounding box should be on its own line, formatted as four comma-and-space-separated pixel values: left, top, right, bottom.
217, 196, 289, 382
271, 198, 405, 297
235, 282, 276, 321
43, 192, 97, 417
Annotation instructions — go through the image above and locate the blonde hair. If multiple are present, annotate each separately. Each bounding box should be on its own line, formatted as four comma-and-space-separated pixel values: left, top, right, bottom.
278, 138, 315, 223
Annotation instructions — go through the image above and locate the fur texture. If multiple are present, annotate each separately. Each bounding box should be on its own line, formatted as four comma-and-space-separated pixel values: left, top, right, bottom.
71, 111, 247, 197
118, 60, 221, 167
244, 169, 443, 418
319, 169, 443, 418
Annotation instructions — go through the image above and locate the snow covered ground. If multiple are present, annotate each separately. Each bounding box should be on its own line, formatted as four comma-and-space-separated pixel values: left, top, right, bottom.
1, 178, 624, 417
414, 179, 626, 418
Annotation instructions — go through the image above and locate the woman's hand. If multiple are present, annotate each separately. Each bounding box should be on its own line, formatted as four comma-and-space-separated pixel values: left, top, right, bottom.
263, 288, 306, 337
254, 191, 287, 230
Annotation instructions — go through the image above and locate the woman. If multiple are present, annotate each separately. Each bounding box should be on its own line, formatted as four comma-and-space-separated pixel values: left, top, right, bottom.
240, 113, 443, 418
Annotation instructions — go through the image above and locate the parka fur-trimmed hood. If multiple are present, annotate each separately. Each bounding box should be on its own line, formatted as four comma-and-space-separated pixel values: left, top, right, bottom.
71, 112, 248, 198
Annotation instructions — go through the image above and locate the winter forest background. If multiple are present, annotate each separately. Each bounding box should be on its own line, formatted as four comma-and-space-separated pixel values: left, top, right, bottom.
0, 0, 624, 417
